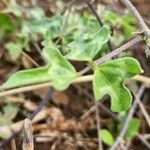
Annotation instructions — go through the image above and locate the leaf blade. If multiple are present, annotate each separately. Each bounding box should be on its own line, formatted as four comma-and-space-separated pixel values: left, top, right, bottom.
1, 66, 50, 90
65, 26, 110, 61
93, 57, 143, 112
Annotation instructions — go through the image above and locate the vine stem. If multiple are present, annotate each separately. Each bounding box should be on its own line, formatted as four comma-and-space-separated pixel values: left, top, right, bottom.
0, 74, 149, 98
120, 0, 150, 37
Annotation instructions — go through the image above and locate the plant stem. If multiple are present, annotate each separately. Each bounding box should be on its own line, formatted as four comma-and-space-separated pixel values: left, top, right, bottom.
0, 74, 149, 98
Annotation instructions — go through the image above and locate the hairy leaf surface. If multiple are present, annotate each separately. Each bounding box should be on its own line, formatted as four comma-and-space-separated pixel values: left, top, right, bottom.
1, 66, 50, 90
93, 57, 143, 112
42, 39, 77, 90
65, 26, 110, 61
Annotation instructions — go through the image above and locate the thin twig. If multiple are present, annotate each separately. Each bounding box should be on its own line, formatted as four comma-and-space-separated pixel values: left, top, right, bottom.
95, 102, 103, 150
11, 139, 17, 150
109, 85, 145, 150
21, 51, 39, 67
0, 88, 53, 149
136, 133, 150, 149
32, 42, 42, 54
120, 0, 150, 37
133, 92, 150, 127
79, 36, 142, 75
0, 74, 149, 98
23, 118, 34, 150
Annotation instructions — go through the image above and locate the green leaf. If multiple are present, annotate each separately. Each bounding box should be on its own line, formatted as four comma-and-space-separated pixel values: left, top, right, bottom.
45, 15, 63, 39
0, 104, 18, 126
100, 129, 114, 146
0, 104, 18, 139
1, 66, 50, 90
28, 7, 45, 19
42, 39, 77, 90
65, 26, 110, 61
48, 61, 77, 90
125, 118, 140, 140
6, 42, 22, 60
93, 57, 143, 112
0, 13, 14, 31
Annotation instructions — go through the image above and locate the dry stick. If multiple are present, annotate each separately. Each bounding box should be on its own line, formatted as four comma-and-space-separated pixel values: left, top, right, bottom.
0, 88, 53, 149
109, 85, 145, 150
11, 139, 17, 150
21, 51, 40, 67
95, 102, 103, 150
23, 118, 34, 150
133, 92, 150, 127
79, 36, 142, 75
32, 42, 42, 54
87, 1, 113, 51
136, 133, 150, 149
120, 0, 150, 37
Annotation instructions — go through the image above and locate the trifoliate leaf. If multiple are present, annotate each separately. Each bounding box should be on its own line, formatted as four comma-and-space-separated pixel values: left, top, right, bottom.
100, 129, 114, 146
42, 39, 77, 90
1, 66, 50, 90
65, 26, 110, 61
93, 57, 143, 112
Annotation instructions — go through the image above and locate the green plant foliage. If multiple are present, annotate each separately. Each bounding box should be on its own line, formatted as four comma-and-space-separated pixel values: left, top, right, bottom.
0, 13, 14, 39
118, 118, 140, 140
42, 39, 78, 90
27, 14, 63, 38
125, 118, 140, 140
5, 42, 22, 60
1, 66, 50, 90
8, 0, 23, 17
100, 129, 114, 146
65, 26, 110, 61
0, 104, 18, 139
93, 57, 143, 112
1, 38, 77, 91
0, 13, 14, 31
103, 10, 136, 39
